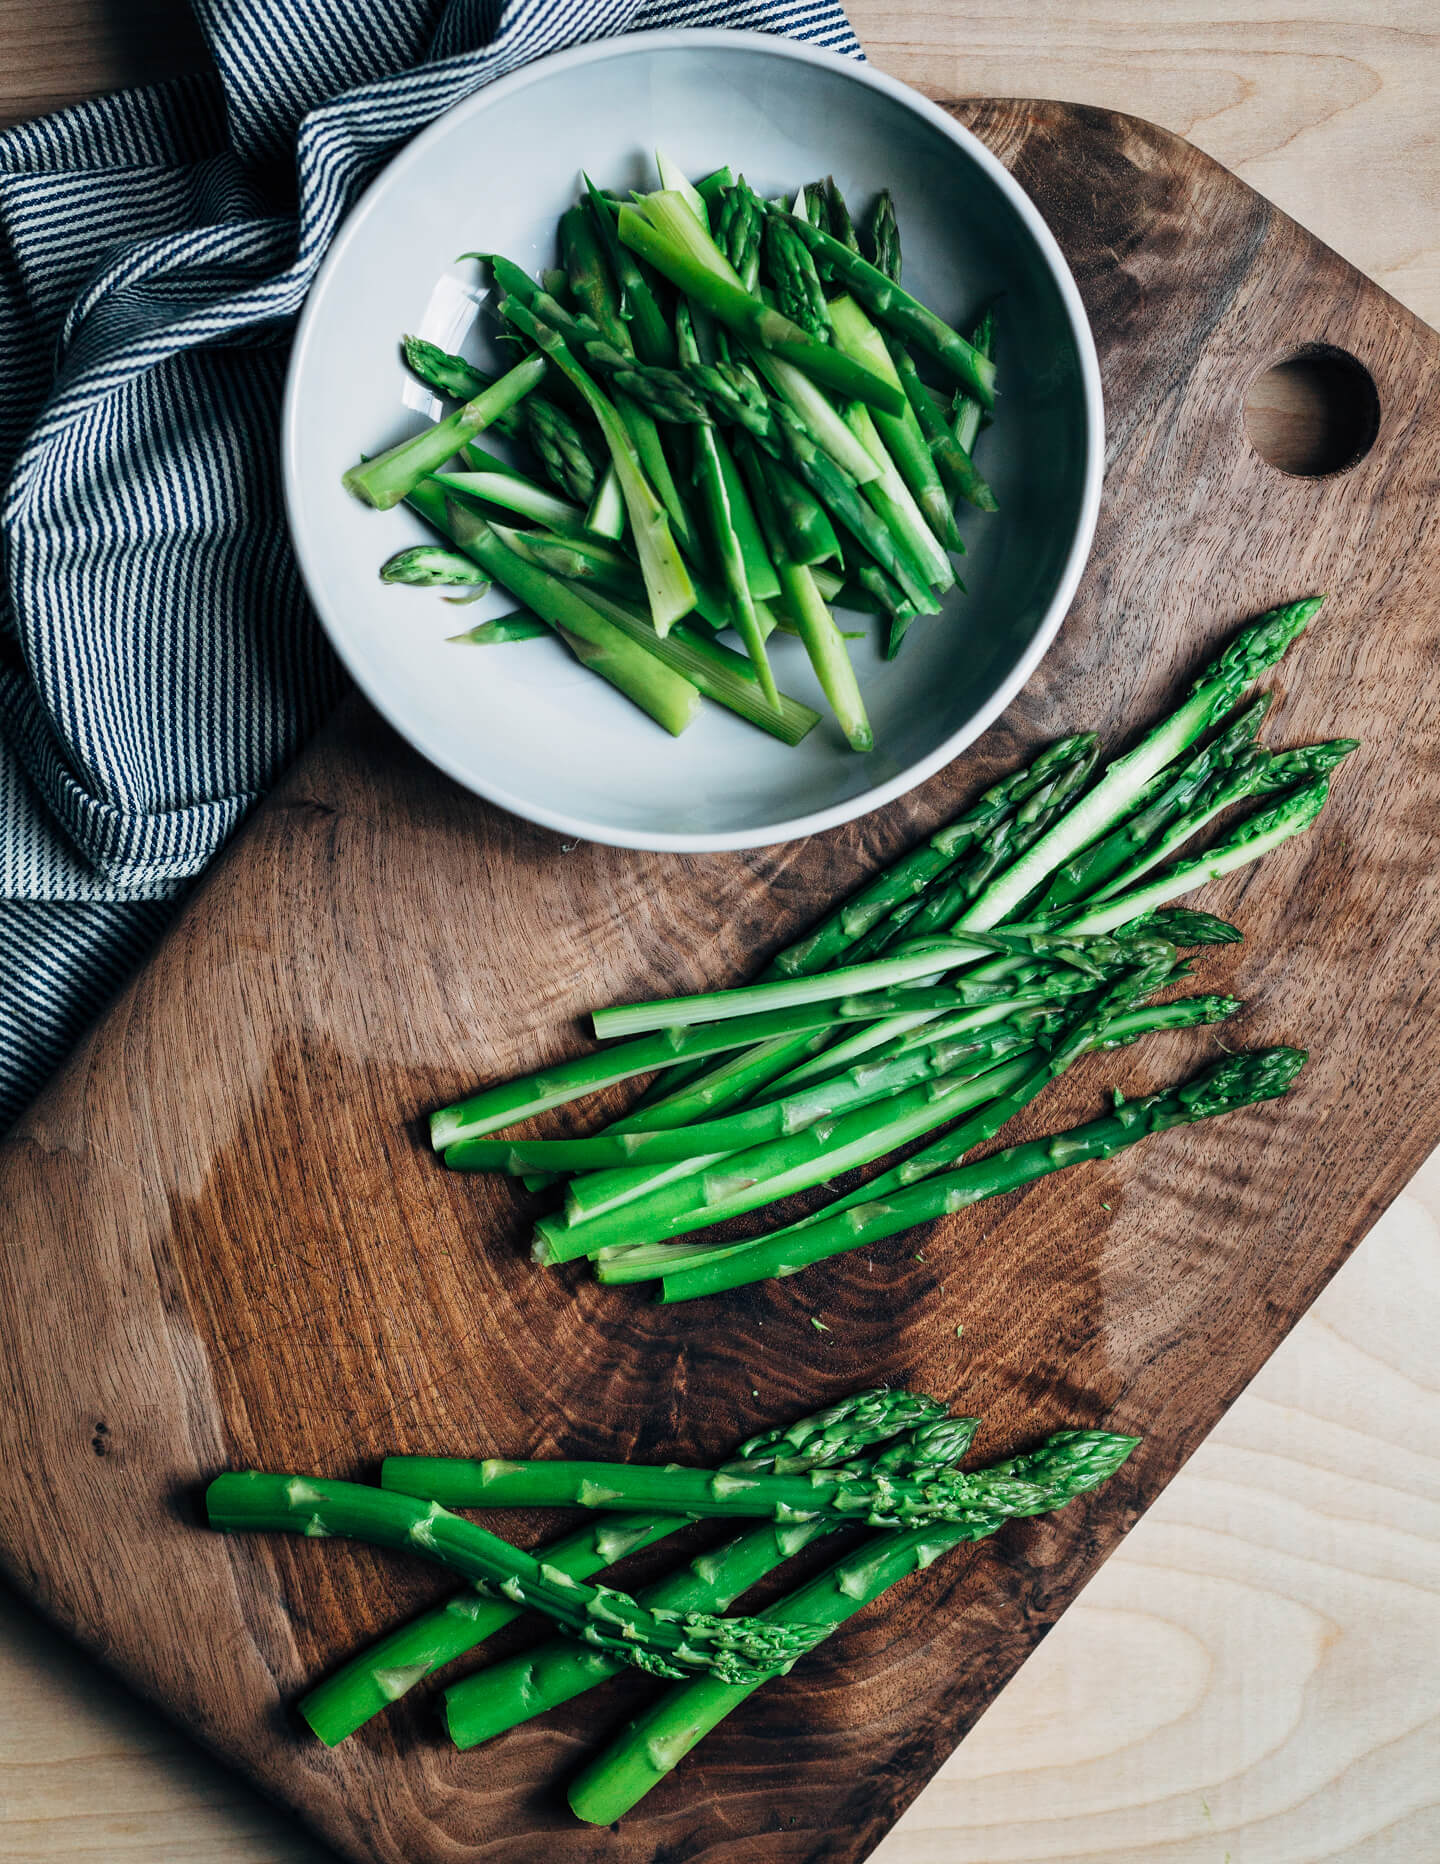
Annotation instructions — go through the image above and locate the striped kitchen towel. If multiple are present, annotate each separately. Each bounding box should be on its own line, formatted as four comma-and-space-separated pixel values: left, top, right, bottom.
0, 0, 861, 1129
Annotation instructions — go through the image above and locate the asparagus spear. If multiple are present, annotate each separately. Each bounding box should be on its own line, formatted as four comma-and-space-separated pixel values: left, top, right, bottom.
956, 598, 1326, 929
749, 994, 1243, 1242
661, 1046, 1307, 1301
869, 189, 901, 281
435, 466, 589, 538
767, 204, 997, 406
524, 396, 600, 504
764, 212, 832, 339
446, 1021, 1040, 1176
383, 1424, 1138, 1531
821, 176, 861, 252
499, 299, 696, 633
297, 1386, 940, 1746
589, 954, 1171, 1281
617, 194, 906, 415
536, 1051, 1043, 1264
443, 1412, 981, 1750
716, 177, 764, 289
952, 309, 994, 452
207, 1475, 823, 1685
407, 483, 700, 736
589, 927, 1118, 1040
342, 354, 546, 509
752, 447, 843, 567
852, 738, 1102, 956
566, 1429, 1139, 1823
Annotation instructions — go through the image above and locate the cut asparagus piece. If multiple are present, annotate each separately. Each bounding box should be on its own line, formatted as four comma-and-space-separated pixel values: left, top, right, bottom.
566, 1429, 1140, 1823
380, 545, 488, 588
500, 299, 696, 633
885, 329, 997, 511
661, 1046, 1307, 1301
448, 614, 549, 646
434, 468, 588, 538
408, 483, 700, 737
952, 309, 994, 452
583, 175, 676, 367
342, 354, 547, 509
829, 294, 961, 554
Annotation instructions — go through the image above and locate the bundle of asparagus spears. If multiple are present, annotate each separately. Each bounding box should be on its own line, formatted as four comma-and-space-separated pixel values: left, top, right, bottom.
206, 1387, 1139, 1819
429, 596, 1356, 1298
344, 157, 1000, 752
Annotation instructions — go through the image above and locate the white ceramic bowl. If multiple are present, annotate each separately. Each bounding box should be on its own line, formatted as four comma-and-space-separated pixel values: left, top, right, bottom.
284, 30, 1102, 851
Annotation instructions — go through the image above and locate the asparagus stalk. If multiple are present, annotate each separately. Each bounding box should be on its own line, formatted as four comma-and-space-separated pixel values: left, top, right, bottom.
384, 1424, 1138, 1531
443, 1411, 981, 1750
661, 1046, 1307, 1301
767, 204, 997, 406
566, 1429, 1139, 1824
956, 598, 1326, 929
524, 396, 600, 504
759, 994, 1243, 1238
753, 448, 844, 567
342, 354, 547, 509
589, 927, 1118, 1040
774, 736, 1099, 977
852, 739, 1102, 956
617, 194, 906, 415
446, 1021, 1041, 1176
209, 1474, 825, 1682
536, 1051, 1037, 1264
594, 954, 1171, 1282
585, 462, 625, 538
298, 1387, 941, 1745
841, 395, 956, 601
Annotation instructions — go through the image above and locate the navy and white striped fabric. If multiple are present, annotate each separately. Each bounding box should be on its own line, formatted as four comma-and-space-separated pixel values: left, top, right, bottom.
0, 0, 861, 1128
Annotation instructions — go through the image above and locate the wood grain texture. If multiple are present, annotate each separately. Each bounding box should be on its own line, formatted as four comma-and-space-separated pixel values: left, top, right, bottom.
2, 11, 1440, 1864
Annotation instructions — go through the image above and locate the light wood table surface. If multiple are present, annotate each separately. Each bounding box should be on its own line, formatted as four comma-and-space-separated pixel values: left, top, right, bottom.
1, 5, 1437, 1860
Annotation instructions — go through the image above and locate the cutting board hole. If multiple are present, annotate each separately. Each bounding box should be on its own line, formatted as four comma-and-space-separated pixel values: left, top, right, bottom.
1244, 347, 1379, 477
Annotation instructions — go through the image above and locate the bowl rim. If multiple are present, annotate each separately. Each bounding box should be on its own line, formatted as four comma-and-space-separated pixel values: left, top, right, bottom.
283, 26, 1104, 853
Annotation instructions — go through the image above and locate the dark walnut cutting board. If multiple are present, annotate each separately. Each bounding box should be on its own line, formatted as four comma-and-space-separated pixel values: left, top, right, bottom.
3, 98, 1439, 1864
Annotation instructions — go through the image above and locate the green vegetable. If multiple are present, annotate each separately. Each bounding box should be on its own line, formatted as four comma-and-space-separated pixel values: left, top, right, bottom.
343, 354, 547, 509
380, 545, 488, 588
566, 1427, 1139, 1823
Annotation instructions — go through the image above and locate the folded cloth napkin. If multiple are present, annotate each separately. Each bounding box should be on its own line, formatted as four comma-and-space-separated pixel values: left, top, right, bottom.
0, 0, 861, 1128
